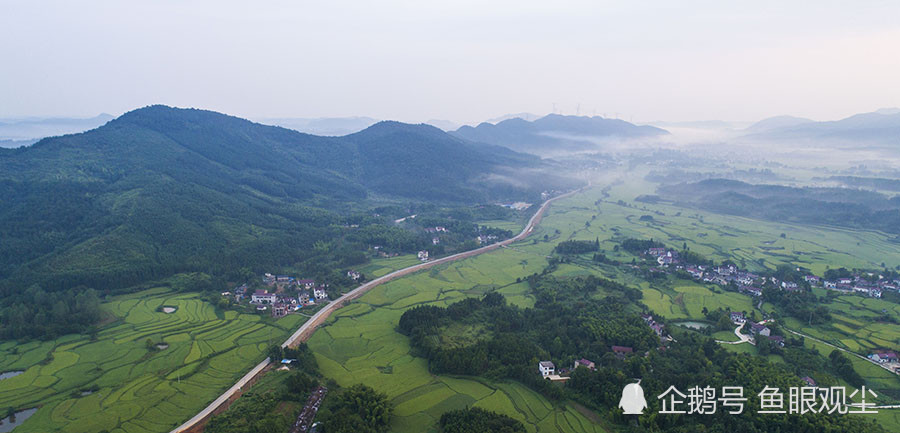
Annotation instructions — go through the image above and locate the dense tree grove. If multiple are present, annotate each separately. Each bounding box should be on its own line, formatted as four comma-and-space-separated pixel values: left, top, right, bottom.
762, 287, 831, 325
620, 238, 665, 254
0, 285, 101, 340
318, 384, 393, 433
554, 239, 600, 255
439, 407, 526, 433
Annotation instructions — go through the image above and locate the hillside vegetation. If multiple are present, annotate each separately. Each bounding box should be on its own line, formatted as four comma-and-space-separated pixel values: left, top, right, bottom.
0, 106, 576, 295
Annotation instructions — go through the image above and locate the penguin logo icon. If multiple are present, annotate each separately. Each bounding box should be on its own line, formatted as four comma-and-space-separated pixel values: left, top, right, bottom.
619, 379, 648, 415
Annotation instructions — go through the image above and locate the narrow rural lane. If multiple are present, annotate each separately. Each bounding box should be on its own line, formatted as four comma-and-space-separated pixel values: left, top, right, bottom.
716, 324, 752, 345
169, 185, 586, 433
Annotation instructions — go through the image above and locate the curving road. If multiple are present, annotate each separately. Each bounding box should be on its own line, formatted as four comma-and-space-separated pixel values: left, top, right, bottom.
169, 185, 586, 433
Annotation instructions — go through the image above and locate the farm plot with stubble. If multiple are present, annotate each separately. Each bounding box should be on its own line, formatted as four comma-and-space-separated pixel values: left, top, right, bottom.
0, 288, 307, 433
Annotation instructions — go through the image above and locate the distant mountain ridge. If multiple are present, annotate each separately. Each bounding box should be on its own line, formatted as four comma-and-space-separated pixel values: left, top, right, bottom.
743, 109, 900, 145
0, 113, 114, 142
744, 115, 814, 133
452, 114, 668, 155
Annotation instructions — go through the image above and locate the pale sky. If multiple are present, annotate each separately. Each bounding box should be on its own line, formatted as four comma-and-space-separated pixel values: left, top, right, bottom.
2, 0, 899, 124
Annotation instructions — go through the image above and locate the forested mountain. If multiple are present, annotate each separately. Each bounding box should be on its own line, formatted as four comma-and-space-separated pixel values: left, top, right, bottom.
0, 105, 575, 295
452, 114, 668, 155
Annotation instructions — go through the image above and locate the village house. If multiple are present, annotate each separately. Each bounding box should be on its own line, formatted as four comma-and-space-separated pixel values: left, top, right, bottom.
251, 290, 276, 304
686, 266, 704, 279
347, 270, 361, 281
538, 361, 555, 377
869, 351, 899, 364
276, 294, 297, 305
298, 291, 312, 305
749, 322, 771, 337
297, 279, 316, 289
781, 281, 799, 290
730, 311, 746, 324
804, 275, 821, 285
417, 250, 429, 261
271, 303, 287, 318
263, 273, 276, 286
824, 280, 838, 289
573, 358, 596, 370
801, 376, 817, 387
647, 247, 666, 257
313, 287, 328, 301
477, 234, 499, 244
739, 285, 762, 297
612, 345, 634, 358
736, 274, 755, 286
767, 335, 785, 347
650, 322, 665, 337
276, 275, 292, 283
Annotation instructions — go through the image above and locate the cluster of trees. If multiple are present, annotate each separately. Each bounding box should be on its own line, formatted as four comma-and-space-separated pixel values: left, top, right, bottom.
439, 407, 525, 433
317, 384, 393, 433
829, 349, 865, 388
762, 287, 831, 324
554, 239, 600, 255
0, 285, 101, 340
619, 238, 664, 254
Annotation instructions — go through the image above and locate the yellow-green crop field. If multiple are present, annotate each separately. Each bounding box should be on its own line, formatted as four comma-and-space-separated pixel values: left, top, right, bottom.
0, 288, 306, 433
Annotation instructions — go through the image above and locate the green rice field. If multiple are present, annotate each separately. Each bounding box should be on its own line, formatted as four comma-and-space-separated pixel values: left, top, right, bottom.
0, 288, 307, 433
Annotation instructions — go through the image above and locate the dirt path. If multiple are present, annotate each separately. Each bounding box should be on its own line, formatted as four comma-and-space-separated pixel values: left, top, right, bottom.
168, 185, 587, 433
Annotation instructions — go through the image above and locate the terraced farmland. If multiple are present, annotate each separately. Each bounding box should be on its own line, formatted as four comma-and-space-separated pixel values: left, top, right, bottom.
0, 288, 307, 433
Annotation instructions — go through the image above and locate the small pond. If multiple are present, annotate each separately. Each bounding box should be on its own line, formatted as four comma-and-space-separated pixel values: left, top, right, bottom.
674, 321, 711, 330
0, 371, 23, 380
0, 408, 37, 432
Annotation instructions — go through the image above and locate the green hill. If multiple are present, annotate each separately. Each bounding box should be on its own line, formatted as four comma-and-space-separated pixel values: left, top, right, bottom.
0, 105, 575, 294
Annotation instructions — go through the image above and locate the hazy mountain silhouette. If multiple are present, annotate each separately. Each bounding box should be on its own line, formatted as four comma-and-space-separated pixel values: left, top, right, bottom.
453, 114, 668, 155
